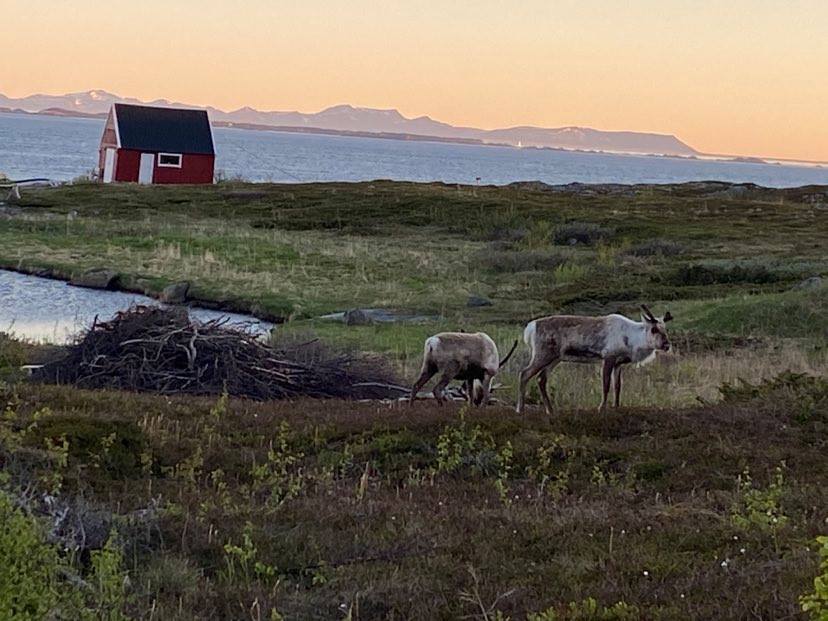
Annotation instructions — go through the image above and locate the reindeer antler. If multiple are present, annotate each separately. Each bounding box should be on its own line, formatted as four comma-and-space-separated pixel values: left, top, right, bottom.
640, 304, 657, 322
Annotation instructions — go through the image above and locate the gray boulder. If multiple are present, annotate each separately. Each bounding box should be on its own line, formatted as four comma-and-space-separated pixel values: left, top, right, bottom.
133, 278, 154, 295
69, 268, 119, 290
792, 276, 824, 290
467, 295, 493, 308
160, 281, 190, 304
326, 308, 439, 325
344, 308, 374, 326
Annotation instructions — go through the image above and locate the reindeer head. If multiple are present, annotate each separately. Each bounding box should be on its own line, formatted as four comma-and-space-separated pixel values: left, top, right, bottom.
640, 305, 673, 352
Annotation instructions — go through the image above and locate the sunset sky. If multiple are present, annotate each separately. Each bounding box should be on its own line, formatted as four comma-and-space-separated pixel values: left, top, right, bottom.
5, 0, 827, 161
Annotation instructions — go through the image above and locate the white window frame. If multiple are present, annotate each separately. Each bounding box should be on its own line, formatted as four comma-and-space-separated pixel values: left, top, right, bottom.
157, 152, 183, 168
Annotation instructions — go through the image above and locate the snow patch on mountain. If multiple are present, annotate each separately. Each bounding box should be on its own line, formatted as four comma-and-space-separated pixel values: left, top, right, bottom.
0, 90, 699, 156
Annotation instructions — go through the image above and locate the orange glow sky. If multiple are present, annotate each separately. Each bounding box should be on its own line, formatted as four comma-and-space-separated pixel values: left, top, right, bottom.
4, 0, 827, 161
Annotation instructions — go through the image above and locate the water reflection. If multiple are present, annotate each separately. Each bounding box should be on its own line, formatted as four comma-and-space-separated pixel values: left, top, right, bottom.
0, 270, 273, 344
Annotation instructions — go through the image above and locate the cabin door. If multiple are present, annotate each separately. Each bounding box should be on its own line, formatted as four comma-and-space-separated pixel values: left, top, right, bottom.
103, 148, 116, 183
138, 153, 155, 184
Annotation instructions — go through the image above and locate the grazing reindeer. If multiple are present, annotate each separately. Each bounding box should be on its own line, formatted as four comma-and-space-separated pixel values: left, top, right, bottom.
515, 305, 673, 414
410, 332, 518, 406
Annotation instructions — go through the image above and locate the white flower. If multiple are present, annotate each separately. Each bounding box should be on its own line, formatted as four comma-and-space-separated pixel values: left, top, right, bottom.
740, 547, 746, 554
721, 559, 729, 568
643, 570, 649, 577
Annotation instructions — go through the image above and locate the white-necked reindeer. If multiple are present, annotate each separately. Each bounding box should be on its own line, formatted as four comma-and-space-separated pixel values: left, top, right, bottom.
515, 305, 673, 414
410, 332, 518, 406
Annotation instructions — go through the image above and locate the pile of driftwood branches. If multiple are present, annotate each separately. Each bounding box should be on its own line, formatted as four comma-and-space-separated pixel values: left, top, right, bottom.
35, 306, 407, 400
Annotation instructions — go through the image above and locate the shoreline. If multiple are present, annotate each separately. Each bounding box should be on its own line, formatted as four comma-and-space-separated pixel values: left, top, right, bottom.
0, 263, 286, 325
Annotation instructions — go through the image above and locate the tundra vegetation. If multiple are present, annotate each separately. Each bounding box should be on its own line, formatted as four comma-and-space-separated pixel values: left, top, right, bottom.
0, 180, 827, 619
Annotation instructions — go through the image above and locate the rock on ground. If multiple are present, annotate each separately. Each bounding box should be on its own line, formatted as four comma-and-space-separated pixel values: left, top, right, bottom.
160, 281, 190, 304
69, 268, 119, 290
792, 276, 824, 290
467, 295, 493, 307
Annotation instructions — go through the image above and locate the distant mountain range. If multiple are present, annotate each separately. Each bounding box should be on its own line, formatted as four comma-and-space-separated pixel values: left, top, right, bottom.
0, 89, 699, 156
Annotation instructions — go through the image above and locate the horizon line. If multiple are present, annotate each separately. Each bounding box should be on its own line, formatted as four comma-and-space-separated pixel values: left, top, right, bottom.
5, 88, 828, 166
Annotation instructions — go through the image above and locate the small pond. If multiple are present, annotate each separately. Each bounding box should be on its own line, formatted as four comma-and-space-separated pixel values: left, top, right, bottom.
0, 269, 274, 344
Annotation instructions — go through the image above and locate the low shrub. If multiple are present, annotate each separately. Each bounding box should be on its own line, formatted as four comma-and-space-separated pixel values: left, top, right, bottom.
435, 417, 497, 475
624, 238, 685, 257
470, 213, 530, 242
0, 492, 131, 619
527, 598, 641, 620
719, 371, 828, 422
25, 417, 147, 478
552, 262, 588, 283
477, 248, 570, 273
553, 222, 615, 246
478, 226, 529, 243
666, 262, 779, 286
0, 490, 69, 618
730, 466, 788, 536
0, 333, 27, 382
801, 535, 828, 620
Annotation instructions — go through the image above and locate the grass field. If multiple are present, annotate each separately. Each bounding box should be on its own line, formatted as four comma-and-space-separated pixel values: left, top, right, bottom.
1, 180, 827, 619
4, 181, 828, 322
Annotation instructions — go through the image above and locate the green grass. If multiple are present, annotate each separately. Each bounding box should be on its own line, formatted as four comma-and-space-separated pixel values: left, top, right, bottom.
4, 181, 826, 322
673, 285, 828, 339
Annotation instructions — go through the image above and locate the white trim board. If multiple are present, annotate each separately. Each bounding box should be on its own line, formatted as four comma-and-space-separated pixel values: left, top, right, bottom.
157, 152, 183, 168
112, 105, 122, 148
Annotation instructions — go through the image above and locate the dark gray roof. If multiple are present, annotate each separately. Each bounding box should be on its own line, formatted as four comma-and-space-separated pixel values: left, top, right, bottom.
114, 104, 215, 155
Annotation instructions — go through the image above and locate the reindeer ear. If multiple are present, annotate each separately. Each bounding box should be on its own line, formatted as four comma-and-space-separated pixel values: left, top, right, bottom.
663, 311, 674, 322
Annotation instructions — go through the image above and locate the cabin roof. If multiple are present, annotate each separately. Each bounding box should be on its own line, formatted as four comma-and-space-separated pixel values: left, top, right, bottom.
113, 104, 215, 155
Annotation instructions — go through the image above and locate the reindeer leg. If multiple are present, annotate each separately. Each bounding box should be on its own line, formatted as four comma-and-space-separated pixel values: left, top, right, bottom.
432, 363, 460, 406
537, 361, 560, 415
465, 379, 475, 405
600, 358, 615, 412
612, 365, 623, 408
476, 373, 493, 407
516, 353, 557, 414
409, 364, 437, 405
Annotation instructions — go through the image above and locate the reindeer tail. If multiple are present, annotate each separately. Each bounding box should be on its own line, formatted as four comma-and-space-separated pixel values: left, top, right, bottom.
499, 339, 519, 368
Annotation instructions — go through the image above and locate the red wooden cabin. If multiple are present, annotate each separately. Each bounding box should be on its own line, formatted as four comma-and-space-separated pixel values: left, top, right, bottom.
99, 104, 215, 184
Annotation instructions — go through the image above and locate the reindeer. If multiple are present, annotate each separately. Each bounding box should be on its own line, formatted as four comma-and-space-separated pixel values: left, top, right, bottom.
515, 305, 673, 414
410, 332, 518, 406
